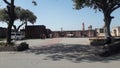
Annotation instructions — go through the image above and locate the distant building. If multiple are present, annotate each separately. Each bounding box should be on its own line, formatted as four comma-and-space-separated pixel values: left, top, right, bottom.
52, 30, 97, 38
25, 25, 47, 39
52, 23, 97, 38
96, 26, 120, 37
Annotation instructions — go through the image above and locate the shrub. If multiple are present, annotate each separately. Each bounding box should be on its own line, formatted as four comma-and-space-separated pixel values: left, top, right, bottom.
99, 41, 120, 57
17, 42, 29, 51
90, 39, 105, 46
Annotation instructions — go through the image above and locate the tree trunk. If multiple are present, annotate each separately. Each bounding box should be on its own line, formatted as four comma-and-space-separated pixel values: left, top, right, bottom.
7, 20, 14, 44
6, 0, 15, 44
104, 19, 112, 38
103, 12, 113, 44
104, 13, 112, 38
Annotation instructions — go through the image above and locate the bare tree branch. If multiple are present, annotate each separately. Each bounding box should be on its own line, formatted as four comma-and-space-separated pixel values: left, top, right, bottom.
12, 24, 16, 30
95, 2, 104, 11
111, 4, 120, 12
17, 22, 25, 31
3, 0, 11, 5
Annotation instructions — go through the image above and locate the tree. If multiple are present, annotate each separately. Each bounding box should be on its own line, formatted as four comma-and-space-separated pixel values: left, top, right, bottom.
3, 0, 15, 44
72, 0, 120, 42
2, 0, 37, 44
13, 7, 37, 31
0, 7, 37, 31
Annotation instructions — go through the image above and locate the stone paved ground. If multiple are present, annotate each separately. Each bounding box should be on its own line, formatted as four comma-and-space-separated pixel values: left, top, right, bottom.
0, 38, 120, 68
16, 38, 90, 47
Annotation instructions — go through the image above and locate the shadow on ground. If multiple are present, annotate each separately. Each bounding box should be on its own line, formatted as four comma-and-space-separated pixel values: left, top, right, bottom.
25, 44, 120, 63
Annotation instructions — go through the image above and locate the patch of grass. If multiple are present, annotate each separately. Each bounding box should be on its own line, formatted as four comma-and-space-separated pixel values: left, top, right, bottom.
0, 38, 6, 41
0, 42, 15, 46
0, 42, 7, 46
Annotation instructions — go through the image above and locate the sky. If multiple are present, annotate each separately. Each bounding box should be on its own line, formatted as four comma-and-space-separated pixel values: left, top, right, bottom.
0, 0, 120, 31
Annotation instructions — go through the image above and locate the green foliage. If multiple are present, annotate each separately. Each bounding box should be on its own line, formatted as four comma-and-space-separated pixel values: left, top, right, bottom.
0, 9, 9, 23
0, 7, 37, 26
19, 8, 37, 24
72, 0, 120, 13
